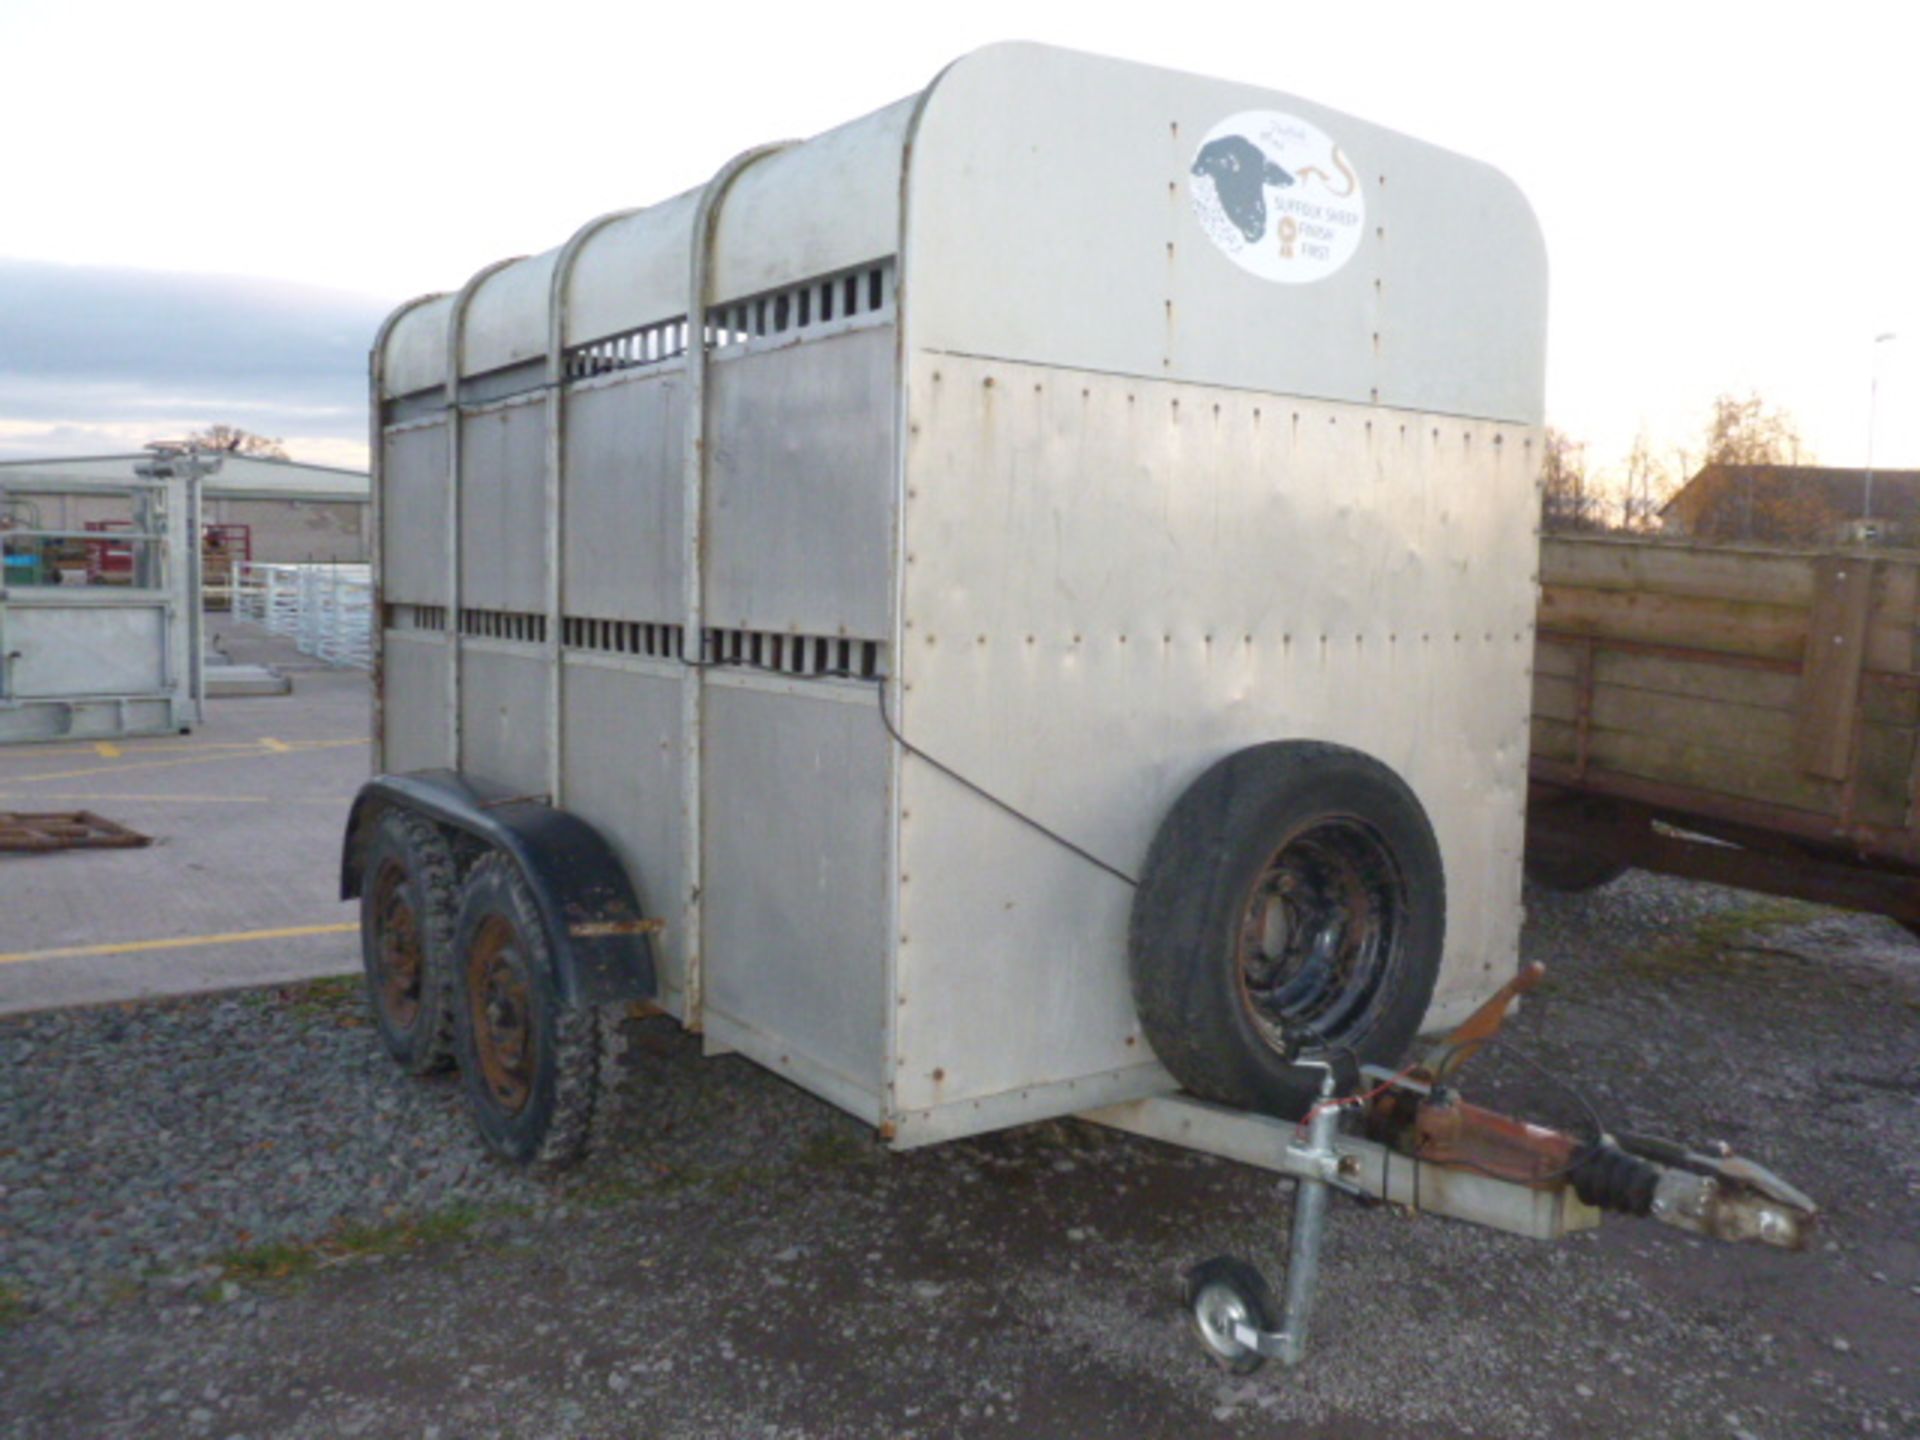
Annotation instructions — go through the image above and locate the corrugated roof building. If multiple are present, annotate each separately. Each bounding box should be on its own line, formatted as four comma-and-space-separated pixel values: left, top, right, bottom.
0, 453, 369, 562
1661, 463, 1920, 545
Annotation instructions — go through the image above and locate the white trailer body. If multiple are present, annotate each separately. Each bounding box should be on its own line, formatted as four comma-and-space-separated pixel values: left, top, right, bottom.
369, 42, 1546, 1147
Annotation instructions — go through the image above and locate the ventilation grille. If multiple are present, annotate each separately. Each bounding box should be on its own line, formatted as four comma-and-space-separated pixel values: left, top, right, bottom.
565, 317, 690, 381
560, 258, 896, 384
705, 259, 896, 351
561, 615, 887, 680
561, 616, 687, 660
459, 608, 548, 643
702, 627, 887, 680
385, 603, 448, 632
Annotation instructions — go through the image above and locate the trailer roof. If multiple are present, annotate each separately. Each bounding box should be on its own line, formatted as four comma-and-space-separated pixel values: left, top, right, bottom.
379, 42, 1546, 425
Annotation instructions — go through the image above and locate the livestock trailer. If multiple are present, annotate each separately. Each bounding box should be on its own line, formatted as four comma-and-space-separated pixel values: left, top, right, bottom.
344, 43, 1812, 1369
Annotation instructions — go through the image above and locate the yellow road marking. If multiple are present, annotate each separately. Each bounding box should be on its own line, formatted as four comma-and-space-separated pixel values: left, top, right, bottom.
18, 739, 324, 758
0, 792, 352, 807
0, 738, 367, 785
260, 738, 292, 753
93, 742, 122, 758
0, 922, 359, 967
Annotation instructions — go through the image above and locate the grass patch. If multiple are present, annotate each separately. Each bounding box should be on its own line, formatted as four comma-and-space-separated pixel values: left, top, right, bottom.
795, 1128, 869, 1171
241, 974, 370, 1029
1630, 898, 1823, 977
217, 1201, 487, 1286
0, 1279, 28, 1328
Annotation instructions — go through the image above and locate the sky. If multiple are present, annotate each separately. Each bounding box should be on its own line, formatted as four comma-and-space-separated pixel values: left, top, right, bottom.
1, 0, 1914, 486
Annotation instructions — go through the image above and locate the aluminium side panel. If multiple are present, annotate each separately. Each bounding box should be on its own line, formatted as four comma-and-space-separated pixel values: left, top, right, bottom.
560, 656, 688, 1011
555, 361, 692, 1009
704, 323, 898, 639
458, 400, 547, 617
379, 420, 454, 769
695, 309, 901, 1114
561, 371, 686, 625
700, 675, 893, 1121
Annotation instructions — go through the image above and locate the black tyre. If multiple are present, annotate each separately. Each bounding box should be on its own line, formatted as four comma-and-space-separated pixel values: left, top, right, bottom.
1183, 1256, 1276, 1374
449, 853, 622, 1170
1129, 741, 1445, 1118
358, 808, 458, 1074
1522, 841, 1629, 893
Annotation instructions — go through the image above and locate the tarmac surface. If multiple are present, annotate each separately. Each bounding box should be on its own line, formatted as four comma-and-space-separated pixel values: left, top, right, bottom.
0, 619, 365, 1015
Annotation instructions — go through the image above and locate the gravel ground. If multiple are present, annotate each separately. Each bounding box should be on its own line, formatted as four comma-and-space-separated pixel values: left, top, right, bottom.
3, 871, 1917, 1438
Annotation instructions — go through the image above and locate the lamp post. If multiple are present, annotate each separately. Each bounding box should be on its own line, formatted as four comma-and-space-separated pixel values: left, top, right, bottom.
1865, 332, 1897, 524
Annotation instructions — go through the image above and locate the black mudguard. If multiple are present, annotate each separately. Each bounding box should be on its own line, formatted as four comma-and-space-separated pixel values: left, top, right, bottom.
341, 770, 655, 1007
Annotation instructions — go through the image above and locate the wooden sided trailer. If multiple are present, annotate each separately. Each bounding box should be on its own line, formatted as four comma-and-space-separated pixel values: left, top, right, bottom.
1529, 533, 1920, 929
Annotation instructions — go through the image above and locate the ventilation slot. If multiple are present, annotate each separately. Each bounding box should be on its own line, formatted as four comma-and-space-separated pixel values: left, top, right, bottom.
701, 627, 887, 680
704, 258, 895, 351
458, 608, 548, 644
384, 603, 448, 632
562, 616, 686, 660
564, 317, 689, 381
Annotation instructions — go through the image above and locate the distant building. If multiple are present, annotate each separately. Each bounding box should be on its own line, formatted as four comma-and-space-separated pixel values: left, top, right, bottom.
1660, 463, 1920, 545
0, 453, 369, 563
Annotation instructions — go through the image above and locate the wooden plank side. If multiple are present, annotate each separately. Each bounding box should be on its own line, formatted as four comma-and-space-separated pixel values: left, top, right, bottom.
1535, 637, 1583, 679
1579, 725, 1844, 817
1540, 536, 1815, 608
1794, 557, 1874, 780
1539, 584, 1807, 661
1590, 651, 1800, 711
1865, 559, 1920, 675
1586, 688, 1797, 763
1533, 674, 1580, 724
1855, 721, 1917, 829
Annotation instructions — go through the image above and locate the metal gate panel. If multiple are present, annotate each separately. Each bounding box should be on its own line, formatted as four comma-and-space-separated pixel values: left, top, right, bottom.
458, 403, 547, 616
559, 657, 689, 1011
706, 325, 897, 640
8, 604, 166, 695
457, 645, 550, 796
381, 423, 449, 606
561, 372, 686, 626
700, 677, 892, 1117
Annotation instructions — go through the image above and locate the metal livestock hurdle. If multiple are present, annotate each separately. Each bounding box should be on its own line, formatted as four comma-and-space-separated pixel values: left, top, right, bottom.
232, 562, 373, 669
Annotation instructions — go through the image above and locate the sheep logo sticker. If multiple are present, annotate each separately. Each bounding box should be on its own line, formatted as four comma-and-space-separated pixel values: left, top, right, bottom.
1189, 111, 1364, 284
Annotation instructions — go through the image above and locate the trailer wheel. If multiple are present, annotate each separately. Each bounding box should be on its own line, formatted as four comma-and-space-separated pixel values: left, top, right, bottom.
450, 853, 620, 1170
1130, 741, 1445, 1118
1183, 1256, 1275, 1373
358, 809, 458, 1074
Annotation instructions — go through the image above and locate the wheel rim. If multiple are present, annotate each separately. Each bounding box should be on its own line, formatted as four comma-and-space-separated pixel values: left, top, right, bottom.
1235, 816, 1404, 1052
370, 858, 423, 1030
1192, 1281, 1254, 1362
467, 914, 536, 1116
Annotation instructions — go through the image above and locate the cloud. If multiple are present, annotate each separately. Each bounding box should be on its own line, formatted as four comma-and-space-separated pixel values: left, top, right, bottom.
0, 259, 392, 466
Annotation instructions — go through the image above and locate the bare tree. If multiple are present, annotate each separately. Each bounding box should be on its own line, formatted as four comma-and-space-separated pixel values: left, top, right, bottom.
1540, 427, 1607, 533
1701, 391, 1807, 468
1619, 428, 1674, 532
1687, 392, 1831, 542
181, 425, 288, 459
